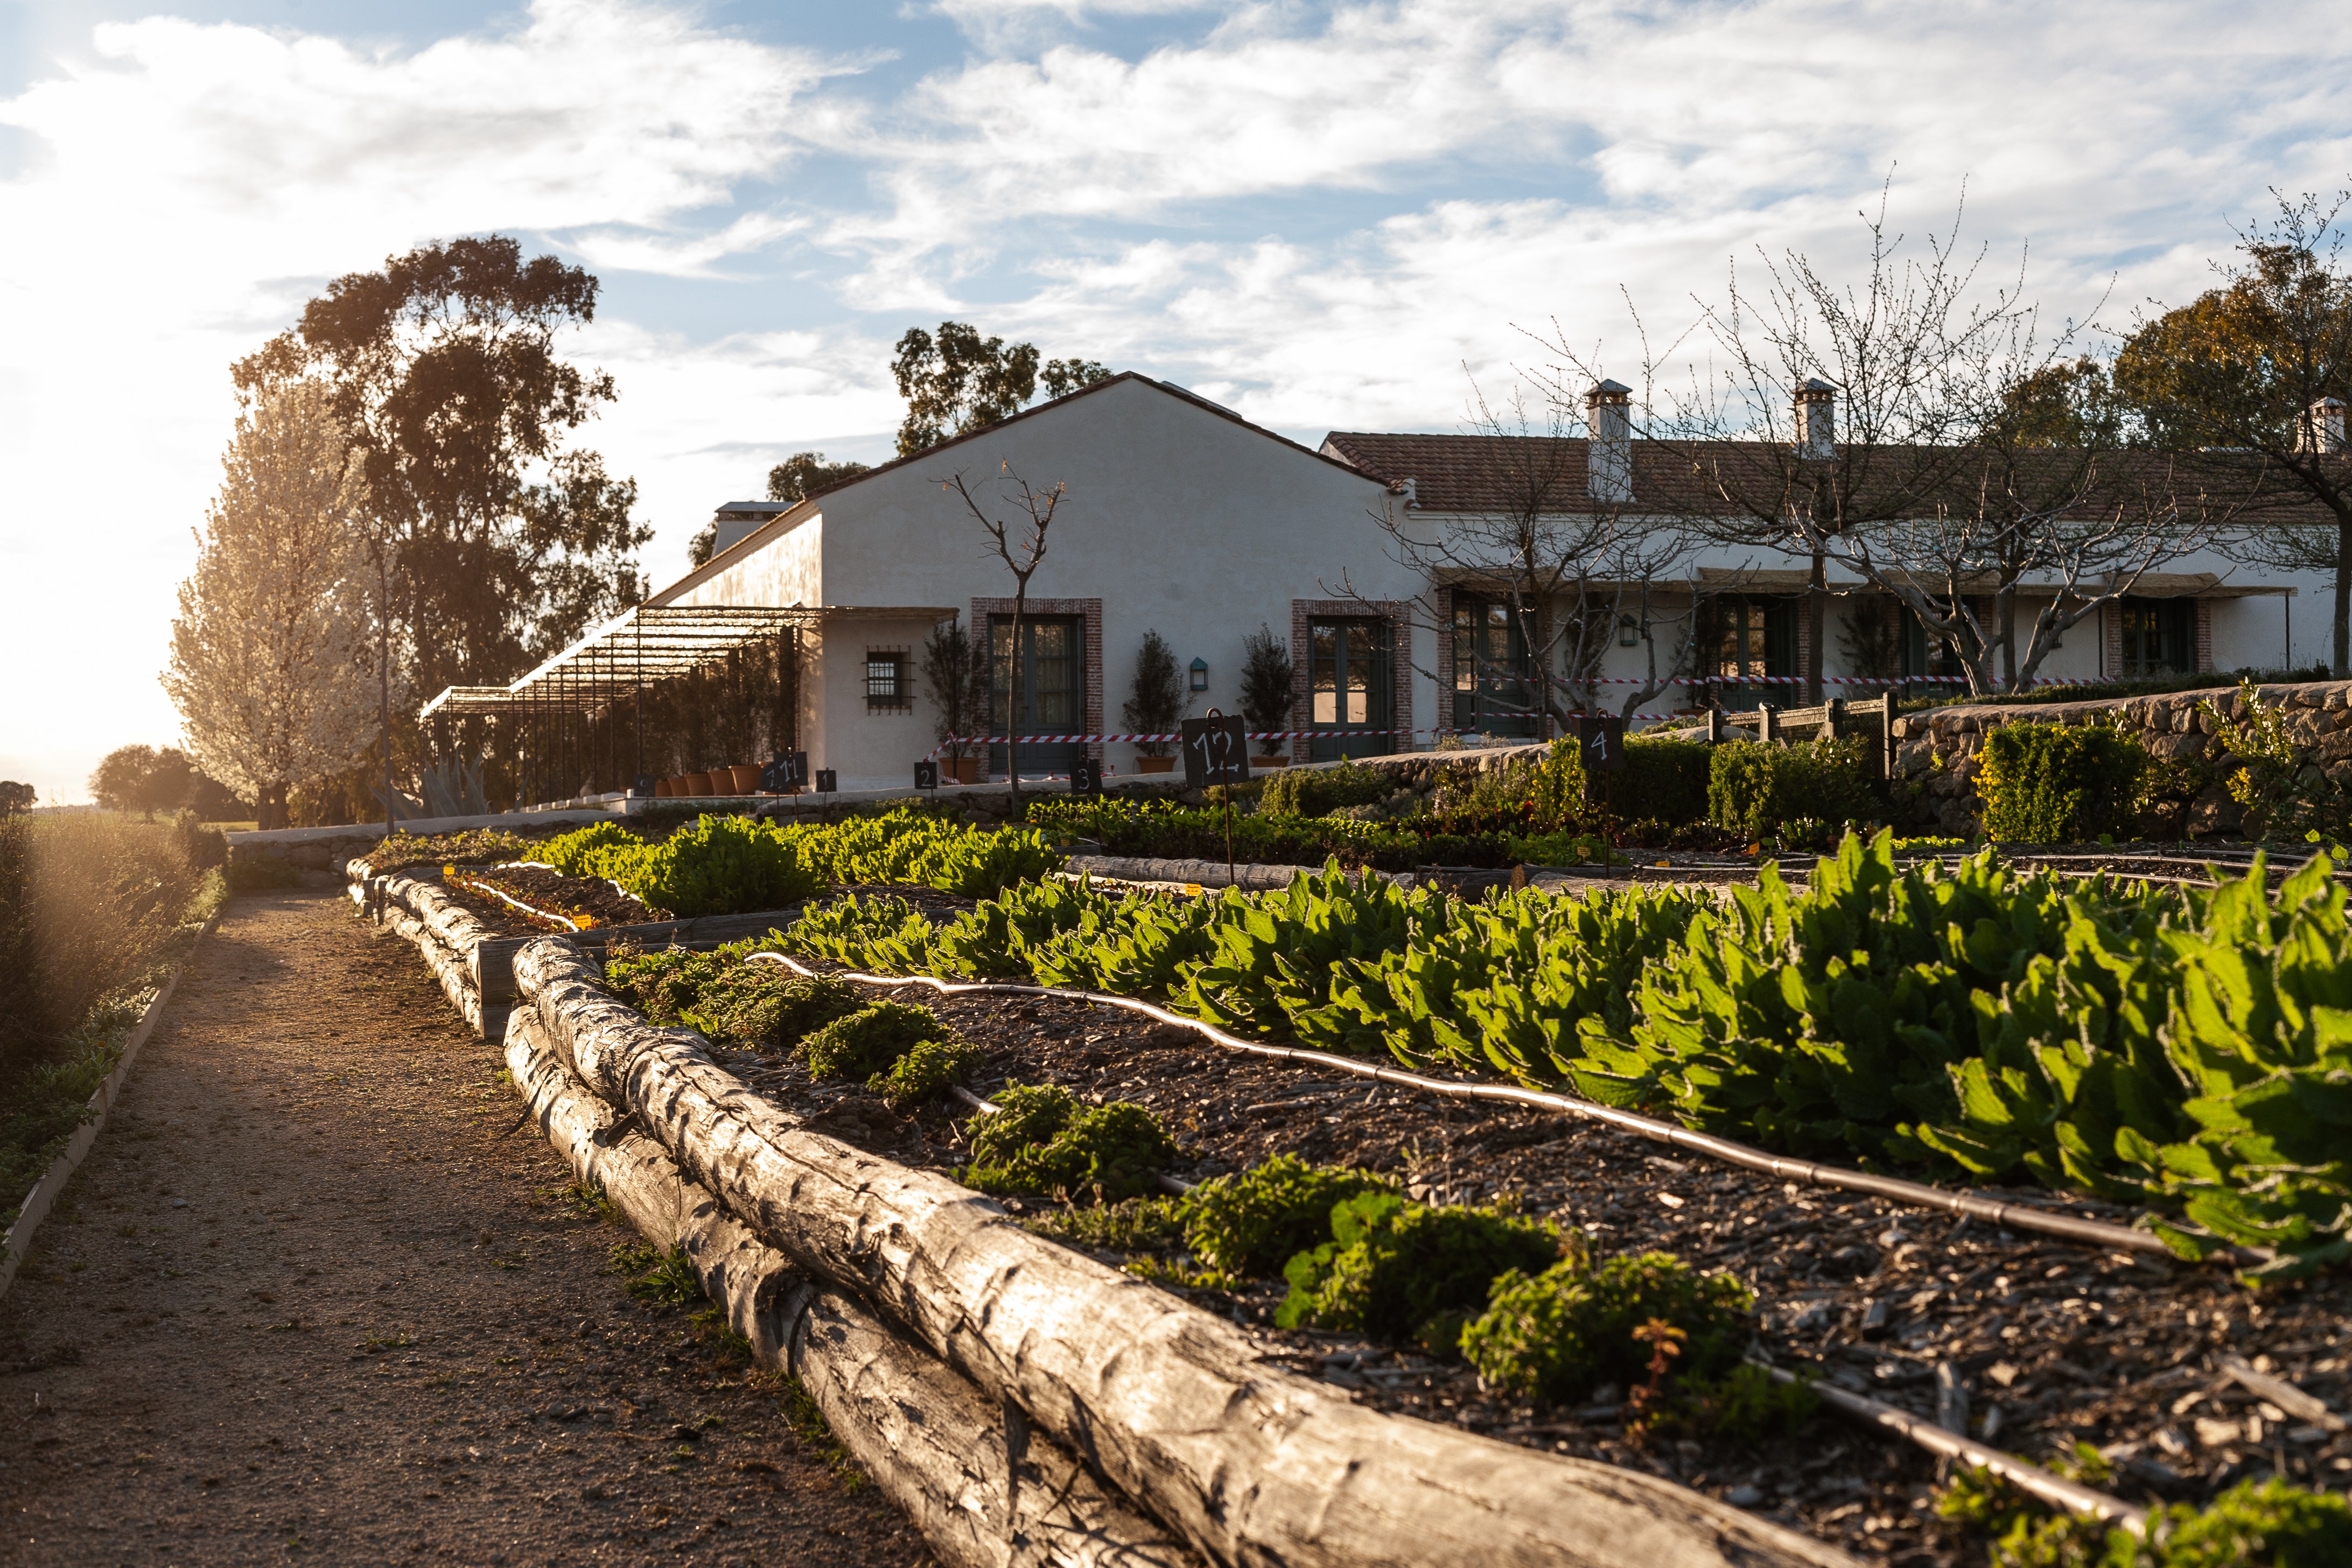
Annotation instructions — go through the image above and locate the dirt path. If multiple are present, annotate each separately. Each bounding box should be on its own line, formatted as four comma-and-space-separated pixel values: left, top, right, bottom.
0, 885, 926, 1567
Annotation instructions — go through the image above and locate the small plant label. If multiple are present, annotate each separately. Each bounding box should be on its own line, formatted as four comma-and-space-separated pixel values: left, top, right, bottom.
1181, 715, 1249, 789
632, 774, 656, 797
1069, 758, 1103, 795
913, 760, 939, 790
764, 751, 809, 792
1571, 713, 1626, 773
815, 769, 838, 794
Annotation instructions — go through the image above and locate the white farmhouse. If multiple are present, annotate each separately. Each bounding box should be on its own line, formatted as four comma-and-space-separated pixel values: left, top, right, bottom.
425, 373, 2331, 801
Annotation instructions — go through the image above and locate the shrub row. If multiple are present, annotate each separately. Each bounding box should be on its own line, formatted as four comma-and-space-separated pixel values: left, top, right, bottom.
784, 834, 2352, 1278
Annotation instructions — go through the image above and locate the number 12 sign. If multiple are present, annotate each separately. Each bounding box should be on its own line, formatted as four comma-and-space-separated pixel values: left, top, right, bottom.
1181, 714, 1249, 789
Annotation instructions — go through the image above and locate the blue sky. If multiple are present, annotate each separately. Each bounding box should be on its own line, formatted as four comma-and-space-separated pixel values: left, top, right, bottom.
4, 0, 2350, 801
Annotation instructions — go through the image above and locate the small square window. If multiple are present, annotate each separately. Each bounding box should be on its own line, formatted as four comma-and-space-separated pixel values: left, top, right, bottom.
865, 653, 907, 709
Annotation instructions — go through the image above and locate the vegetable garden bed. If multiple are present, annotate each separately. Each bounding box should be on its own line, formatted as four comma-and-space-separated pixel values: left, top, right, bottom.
352, 821, 2352, 1566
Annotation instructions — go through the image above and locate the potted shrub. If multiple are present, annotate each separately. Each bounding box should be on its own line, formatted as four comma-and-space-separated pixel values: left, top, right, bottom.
1123, 629, 1184, 774
923, 620, 991, 785
1240, 623, 1295, 766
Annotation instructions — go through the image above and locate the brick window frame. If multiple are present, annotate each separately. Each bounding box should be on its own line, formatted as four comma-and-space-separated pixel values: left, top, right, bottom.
1290, 598, 1415, 762
970, 597, 1104, 764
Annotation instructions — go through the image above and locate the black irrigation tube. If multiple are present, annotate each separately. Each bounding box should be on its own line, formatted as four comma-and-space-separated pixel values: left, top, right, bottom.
922, 981, 2146, 1530
744, 953, 2236, 1266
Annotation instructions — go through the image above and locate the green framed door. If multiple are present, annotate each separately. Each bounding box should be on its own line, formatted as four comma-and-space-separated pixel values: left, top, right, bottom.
989, 615, 1086, 776
1309, 618, 1394, 761
1451, 598, 1538, 737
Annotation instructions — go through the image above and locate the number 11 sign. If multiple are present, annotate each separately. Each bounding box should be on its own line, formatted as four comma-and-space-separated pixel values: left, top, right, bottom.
1181, 713, 1249, 790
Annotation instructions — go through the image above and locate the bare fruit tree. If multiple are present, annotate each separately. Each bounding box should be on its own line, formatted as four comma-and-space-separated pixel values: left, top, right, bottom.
944, 461, 1067, 808
1338, 381, 1704, 725
1538, 191, 2211, 697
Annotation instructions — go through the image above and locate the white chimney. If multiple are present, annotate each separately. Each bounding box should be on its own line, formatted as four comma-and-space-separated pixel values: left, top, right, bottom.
1586, 380, 1633, 502
1394, 477, 1419, 508
2304, 396, 2347, 454
1795, 378, 1837, 459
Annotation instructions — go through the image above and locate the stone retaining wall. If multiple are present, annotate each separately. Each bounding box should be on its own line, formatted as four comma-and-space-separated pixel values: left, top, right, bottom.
1889, 680, 2352, 837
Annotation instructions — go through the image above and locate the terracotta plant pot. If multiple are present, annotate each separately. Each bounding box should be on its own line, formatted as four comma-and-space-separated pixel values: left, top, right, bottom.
1252, 754, 1291, 768
729, 764, 762, 794
685, 771, 714, 797
948, 757, 982, 786
1135, 756, 1177, 774
655, 778, 675, 798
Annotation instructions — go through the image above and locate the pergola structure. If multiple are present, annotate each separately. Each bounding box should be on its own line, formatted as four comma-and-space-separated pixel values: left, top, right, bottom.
419, 603, 954, 808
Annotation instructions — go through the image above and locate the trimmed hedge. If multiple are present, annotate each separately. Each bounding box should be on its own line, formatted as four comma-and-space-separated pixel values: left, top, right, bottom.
1976, 722, 2148, 843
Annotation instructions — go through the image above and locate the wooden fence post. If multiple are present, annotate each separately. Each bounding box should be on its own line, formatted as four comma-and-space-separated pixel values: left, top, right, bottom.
1879, 691, 1896, 780
1707, 708, 1725, 746
1760, 704, 1780, 746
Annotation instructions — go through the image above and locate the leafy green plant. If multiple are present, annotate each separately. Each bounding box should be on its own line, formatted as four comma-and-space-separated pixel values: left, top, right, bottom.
1654, 1363, 1817, 1444
2202, 679, 2342, 841
963, 1083, 1178, 1203
1023, 1195, 1186, 1252
1460, 1249, 1754, 1406
1620, 737, 1714, 826
1257, 760, 1398, 819
1707, 736, 1878, 842
867, 1032, 977, 1107
541, 819, 642, 878
682, 967, 863, 1051
611, 1241, 704, 1307
1977, 720, 2149, 843
613, 814, 820, 916
801, 1000, 947, 1080
1941, 1460, 2352, 1568
1275, 1191, 1563, 1350
1175, 1153, 1392, 1277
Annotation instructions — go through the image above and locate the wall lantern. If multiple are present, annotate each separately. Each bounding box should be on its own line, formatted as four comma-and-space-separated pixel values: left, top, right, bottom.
1618, 614, 1642, 647
1189, 657, 1210, 692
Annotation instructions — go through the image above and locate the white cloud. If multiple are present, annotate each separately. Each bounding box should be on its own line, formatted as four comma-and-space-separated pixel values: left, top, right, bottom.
6, 0, 2350, 801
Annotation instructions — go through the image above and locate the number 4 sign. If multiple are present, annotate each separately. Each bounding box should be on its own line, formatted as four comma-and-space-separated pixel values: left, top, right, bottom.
1180, 713, 1249, 790
1571, 712, 1626, 772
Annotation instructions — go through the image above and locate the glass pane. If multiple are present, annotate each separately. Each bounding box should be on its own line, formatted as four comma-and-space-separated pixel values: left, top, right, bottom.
1312, 625, 1337, 724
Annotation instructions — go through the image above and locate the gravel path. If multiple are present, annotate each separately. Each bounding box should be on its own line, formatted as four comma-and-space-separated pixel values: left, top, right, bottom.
0, 885, 924, 1567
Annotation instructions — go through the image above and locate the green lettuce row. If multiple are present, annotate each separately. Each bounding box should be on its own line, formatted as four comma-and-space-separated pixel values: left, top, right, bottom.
780, 833, 2352, 1279
537, 807, 1061, 914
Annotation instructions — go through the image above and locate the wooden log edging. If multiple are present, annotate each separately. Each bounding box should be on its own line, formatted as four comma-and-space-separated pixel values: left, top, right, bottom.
513, 936, 1854, 1568
502, 1009, 1201, 1568
2, 911, 221, 1303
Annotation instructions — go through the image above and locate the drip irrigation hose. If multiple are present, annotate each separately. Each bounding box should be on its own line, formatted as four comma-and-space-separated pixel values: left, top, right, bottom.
445, 870, 590, 933
939, 1007, 2144, 1529
745, 951, 2242, 1266
1751, 1362, 2148, 1532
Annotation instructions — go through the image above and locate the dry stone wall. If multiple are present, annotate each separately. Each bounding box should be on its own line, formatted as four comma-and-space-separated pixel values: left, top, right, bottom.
1888, 679, 2352, 837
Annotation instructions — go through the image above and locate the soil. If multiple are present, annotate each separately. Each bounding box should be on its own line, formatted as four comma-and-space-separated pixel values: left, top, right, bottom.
0, 885, 926, 1568
714, 972, 2352, 1566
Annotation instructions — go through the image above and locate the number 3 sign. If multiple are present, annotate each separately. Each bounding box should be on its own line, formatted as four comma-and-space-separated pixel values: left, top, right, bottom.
1181, 713, 1249, 790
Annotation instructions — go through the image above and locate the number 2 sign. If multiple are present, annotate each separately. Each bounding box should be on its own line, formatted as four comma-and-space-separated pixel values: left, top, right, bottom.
1181, 713, 1249, 790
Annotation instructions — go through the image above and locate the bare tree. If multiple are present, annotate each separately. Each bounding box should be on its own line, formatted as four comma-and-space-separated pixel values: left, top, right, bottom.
943, 462, 1067, 808
1537, 190, 2210, 697
1338, 381, 1704, 727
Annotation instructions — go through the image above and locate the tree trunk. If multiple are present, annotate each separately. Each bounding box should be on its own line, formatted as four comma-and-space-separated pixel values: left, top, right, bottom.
2335, 517, 2351, 680
501, 1009, 1202, 1568
258, 781, 288, 830
1807, 549, 1826, 706
1007, 593, 1025, 809
511, 939, 1854, 1568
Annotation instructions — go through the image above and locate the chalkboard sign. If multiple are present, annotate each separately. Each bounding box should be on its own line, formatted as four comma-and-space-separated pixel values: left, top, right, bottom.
1181, 714, 1249, 790
1570, 713, 1626, 773
1069, 758, 1103, 795
631, 774, 656, 798
765, 751, 807, 792
815, 768, 837, 794
913, 760, 939, 790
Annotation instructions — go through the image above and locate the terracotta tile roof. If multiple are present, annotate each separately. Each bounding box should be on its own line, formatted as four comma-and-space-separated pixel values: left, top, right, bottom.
1318, 430, 2326, 527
